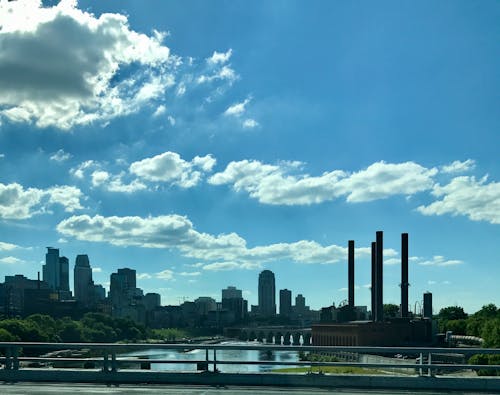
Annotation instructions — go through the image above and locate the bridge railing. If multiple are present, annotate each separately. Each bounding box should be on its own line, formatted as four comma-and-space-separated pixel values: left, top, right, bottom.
1, 342, 499, 377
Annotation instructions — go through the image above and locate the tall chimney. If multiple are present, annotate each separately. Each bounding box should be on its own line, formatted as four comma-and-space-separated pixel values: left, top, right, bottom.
371, 241, 376, 321
37, 271, 40, 290
375, 231, 384, 322
401, 233, 409, 318
348, 240, 355, 308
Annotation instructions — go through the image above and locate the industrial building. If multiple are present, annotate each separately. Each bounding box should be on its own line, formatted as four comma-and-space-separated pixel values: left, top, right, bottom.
312, 231, 434, 347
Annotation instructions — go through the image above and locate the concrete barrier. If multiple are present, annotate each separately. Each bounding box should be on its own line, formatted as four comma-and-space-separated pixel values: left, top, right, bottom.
0, 369, 499, 392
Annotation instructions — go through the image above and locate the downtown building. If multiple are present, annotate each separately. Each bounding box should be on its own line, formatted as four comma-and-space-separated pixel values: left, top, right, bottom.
258, 270, 276, 317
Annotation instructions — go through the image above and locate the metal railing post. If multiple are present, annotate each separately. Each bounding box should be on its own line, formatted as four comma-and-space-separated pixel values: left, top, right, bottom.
12, 346, 19, 370
213, 349, 217, 372
428, 352, 432, 377
4, 347, 12, 370
103, 351, 109, 372
419, 352, 423, 376
111, 351, 117, 372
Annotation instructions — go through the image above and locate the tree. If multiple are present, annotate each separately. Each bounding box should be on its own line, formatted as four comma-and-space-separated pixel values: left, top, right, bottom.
438, 306, 468, 321
383, 304, 400, 318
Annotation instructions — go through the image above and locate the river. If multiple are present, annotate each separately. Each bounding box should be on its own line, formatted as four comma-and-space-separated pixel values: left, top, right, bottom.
126, 341, 301, 373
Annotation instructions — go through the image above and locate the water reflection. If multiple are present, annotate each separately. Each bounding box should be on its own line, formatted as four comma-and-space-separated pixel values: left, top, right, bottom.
127, 341, 300, 373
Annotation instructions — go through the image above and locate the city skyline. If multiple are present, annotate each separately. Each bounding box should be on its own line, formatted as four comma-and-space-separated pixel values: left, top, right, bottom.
0, 1, 499, 314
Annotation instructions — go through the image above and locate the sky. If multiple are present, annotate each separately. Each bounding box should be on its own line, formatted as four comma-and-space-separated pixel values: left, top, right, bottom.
0, 0, 498, 314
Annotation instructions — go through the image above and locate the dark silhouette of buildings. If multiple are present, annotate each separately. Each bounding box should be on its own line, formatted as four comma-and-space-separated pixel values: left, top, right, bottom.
258, 270, 276, 317
279, 289, 292, 318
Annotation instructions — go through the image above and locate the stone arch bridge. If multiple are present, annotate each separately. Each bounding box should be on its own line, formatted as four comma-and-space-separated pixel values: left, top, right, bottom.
225, 326, 312, 345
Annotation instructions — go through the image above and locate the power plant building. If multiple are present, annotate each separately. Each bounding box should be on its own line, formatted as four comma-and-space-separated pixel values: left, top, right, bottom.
313, 231, 434, 347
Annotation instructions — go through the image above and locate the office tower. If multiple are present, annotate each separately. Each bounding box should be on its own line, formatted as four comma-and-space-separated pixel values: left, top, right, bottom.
59, 256, 69, 292
258, 270, 276, 317
295, 293, 306, 312
109, 268, 137, 306
222, 286, 245, 322
222, 286, 242, 299
348, 240, 355, 308
74, 254, 93, 307
401, 233, 409, 318
117, 268, 136, 289
43, 247, 60, 290
279, 289, 292, 317
143, 293, 161, 311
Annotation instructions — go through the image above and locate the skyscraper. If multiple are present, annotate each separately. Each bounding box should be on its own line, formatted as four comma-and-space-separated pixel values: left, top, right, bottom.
279, 289, 292, 317
43, 247, 60, 290
74, 254, 92, 307
59, 256, 69, 292
258, 270, 276, 317
222, 286, 245, 322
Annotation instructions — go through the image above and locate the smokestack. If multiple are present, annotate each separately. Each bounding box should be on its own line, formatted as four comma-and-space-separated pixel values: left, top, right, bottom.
348, 240, 354, 308
371, 241, 376, 321
401, 233, 409, 318
375, 231, 384, 322
37, 271, 40, 290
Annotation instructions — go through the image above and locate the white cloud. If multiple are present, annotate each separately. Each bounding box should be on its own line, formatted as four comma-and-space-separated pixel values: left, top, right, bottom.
137, 273, 152, 280
224, 98, 250, 117
209, 160, 435, 206
0, 241, 20, 251
130, 151, 215, 188
0, 182, 84, 219
50, 149, 72, 162
0, 0, 174, 129
156, 269, 174, 280
336, 161, 437, 203
0, 256, 24, 264
0, 154, 4, 159
92, 267, 102, 273
242, 118, 259, 129
153, 105, 167, 117
46, 185, 84, 212
207, 49, 232, 65
57, 213, 364, 271
70, 160, 96, 179
106, 176, 147, 193
417, 175, 500, 225
441, 159, 476, 174
91, 170, 110, 187
417, 255, 463, 267
178, 271, 201, 276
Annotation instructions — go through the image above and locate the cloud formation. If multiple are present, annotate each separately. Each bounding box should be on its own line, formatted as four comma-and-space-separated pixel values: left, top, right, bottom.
417, 176, 500, 225
0, 182, 84, 219
50, 149, 72, 162
209, 160, 436, 205
0, 0, 174, 129
441, 159, 476, 174
129, 152, 216, 188
56, 213, 359, 270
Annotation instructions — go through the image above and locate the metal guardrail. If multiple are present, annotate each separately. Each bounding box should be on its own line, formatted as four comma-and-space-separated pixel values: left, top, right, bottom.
0, 342, 499, 377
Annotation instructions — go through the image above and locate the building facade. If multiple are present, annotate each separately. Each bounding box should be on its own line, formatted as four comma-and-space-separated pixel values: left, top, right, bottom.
258, 270, 276, 317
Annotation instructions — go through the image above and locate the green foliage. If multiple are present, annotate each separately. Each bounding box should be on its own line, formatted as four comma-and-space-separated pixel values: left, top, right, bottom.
437, 304, 500, 348
383, 304, 400, 318
152, 328, 187, 341
0, 328, 18, 342
469, 354, 500, 376
438, 306, 468, 321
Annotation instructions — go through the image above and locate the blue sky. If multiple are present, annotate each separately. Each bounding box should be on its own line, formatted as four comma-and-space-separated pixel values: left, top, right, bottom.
0, 0, 498, 313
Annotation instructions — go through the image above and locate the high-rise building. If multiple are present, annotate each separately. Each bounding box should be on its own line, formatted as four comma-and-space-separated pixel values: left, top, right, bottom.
59, 256, 69, 292
43, 247, 60, 290
74, 255, 93, 307
258, 270, 276, 317
222, 286, 245, 322
222, 286, 242, 299
279, 289, 292, 317
109, 268, 137, 306
294, 293, 308, 316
